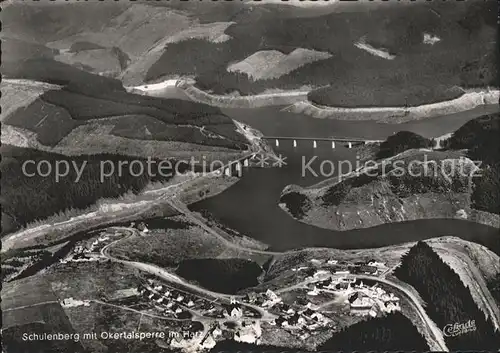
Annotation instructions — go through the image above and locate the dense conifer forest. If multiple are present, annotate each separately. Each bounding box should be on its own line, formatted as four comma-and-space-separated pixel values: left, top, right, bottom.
394, 241, 500, 350
1, 146, 177, 235
445, 113, 500, 214
376, 131, 433, 159
320, 312, 428, 352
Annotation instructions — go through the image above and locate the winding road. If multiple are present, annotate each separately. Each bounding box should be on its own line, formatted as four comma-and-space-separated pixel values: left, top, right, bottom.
162, 197, 449, 351
273, 272, 448, 351
99, 224, 448, 351
357, 275, 449, 351
100, 227, 277, 321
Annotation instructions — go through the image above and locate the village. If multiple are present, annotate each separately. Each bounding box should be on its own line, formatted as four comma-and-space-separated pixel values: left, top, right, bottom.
59, 223, 150, 264
235, 257, 401, 342
130, 256, 402, 349
57, 226, 401, 351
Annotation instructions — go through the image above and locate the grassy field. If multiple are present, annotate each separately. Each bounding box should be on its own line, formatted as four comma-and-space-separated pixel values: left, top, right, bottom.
42, 260, 169, 352
2, 276, 86, 352
47, 260, 142, 300
109, 213, 272, 270
227, 48, 332, 81
1, 80, 61, 121
108, 218, 227, 268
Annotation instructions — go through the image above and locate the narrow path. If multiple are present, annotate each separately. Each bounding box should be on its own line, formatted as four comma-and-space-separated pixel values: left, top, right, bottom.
356, 275, 448, 352
165, 197, 281, 256
2, 300, 59, 312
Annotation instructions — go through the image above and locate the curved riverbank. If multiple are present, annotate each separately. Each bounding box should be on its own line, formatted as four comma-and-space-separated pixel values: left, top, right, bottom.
285, 89, 500, 123
176, 80, 309, 108
170, 80, 499, 123
278, 148, 500, 232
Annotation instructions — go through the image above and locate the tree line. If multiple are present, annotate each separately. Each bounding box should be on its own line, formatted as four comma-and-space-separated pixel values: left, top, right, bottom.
1, 146, 176, 235
394, 241, 500, 351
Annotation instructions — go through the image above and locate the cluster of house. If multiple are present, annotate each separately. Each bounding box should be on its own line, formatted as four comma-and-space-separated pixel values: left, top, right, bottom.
292, 258, 400, 318
346, 282, 401, 317
307, 273, 358, 294
60, 224, 150, 265
139, 281, 198, 319
135, 280, 264, 350
270, 302, 333, 341
241, 289, 279, 308
231, 320, 262, 344
169, 329, 215, 351
240, 289, 333, 341
298, 258, 388, 276
59, 232, 119, 264
237, 257, 398, 332
168, 319, 262, 351
305, 274, 400, 318
60, 297, 91, 308
138, 278, 257, 322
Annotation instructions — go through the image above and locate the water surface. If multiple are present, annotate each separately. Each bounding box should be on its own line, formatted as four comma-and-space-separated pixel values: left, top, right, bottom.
191, 141, 500, 253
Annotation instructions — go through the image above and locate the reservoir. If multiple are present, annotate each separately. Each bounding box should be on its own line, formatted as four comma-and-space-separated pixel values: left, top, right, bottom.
222, 104, 500, 140
12, 99, 499, 281
189, 105, 500, 253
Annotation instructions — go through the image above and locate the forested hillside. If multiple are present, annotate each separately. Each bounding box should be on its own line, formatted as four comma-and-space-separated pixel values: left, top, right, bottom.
3, 57, 248, 149
2, 56, 250, 237
445, 113, 500, 214
194, 0, 497, 106
3, 0, 496, 107
319, 312, 428, 352
0, 146, 180, 235
376, 131, 433, 159
394, 241, 500, 351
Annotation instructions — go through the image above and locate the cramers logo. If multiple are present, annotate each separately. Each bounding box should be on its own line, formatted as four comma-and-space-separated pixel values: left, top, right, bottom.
442, 320, 476, 337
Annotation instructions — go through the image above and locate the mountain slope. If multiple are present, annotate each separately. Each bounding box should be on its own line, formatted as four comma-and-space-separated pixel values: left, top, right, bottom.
280, 114, 500, 231
1, 55, 252, 237
3, 0, 496, 108
1, 58, 249, 156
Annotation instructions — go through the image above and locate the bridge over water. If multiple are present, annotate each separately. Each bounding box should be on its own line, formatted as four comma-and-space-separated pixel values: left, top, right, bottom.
262, 136, 383, 149
218, 135, 383, 178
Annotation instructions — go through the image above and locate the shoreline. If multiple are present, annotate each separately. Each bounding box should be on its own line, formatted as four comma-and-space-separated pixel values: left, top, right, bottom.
279, 151, 500, 231
0, 170, 243, 253
288, 89, 500, 123
5, 79, 497, 251
177, 80, 310, 108
137, 79, 499, 123
1, 122, 271, 253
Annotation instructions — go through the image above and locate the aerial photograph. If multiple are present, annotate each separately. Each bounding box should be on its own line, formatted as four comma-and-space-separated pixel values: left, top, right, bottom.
1, 0, 499, 352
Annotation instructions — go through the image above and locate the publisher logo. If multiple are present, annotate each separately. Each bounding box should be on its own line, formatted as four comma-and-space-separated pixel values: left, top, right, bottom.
442, 320, 476, 337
